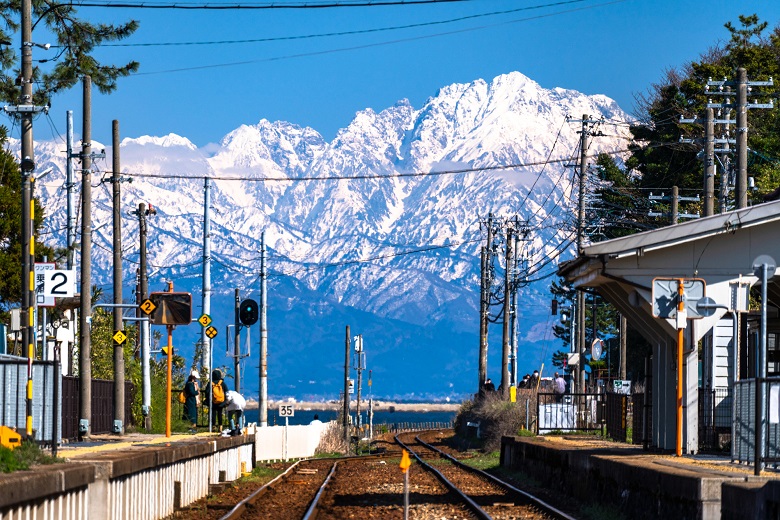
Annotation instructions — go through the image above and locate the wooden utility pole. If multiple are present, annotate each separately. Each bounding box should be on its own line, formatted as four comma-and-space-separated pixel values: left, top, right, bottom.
78, 75, 93, 438
736, 67, 748, 209
112, 120, 124, 433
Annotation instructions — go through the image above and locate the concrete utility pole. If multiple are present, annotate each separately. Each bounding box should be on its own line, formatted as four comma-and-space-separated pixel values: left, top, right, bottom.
736, 68, 748, 209
343, 325, 350, 453
112, 120, 124, 433
137, 203, 151, 430
704, 108, 715, 217
705, 71, 773, 210
79, 76, 93, 437
671, 186, 679, 225
478, 213, 494, 391
259, 232, 268, 427
355, 335, 363, 433
576, 114, 590, 394
234, 288, 241, 394
16, 0, 36, 438
201, 177, 211, 376
66, 111, 76, 270
500, 225, 512, 397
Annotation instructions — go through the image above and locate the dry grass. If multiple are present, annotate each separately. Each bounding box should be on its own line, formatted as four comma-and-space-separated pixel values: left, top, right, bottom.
315, 422, 348, 455
456, 392, 536, 452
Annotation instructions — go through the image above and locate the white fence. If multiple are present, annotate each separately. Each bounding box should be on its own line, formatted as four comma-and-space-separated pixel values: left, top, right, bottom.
253, 420, 332, 461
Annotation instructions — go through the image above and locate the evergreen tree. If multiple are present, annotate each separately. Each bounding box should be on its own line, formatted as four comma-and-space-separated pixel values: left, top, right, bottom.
0, 127, 57, 313
0, 1, 139, 105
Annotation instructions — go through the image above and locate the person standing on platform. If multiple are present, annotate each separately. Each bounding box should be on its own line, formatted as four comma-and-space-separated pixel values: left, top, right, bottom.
183, 370, 200, 433
553, 372, 566, 402
206, 369, 229, 429
224, 390, 246, 436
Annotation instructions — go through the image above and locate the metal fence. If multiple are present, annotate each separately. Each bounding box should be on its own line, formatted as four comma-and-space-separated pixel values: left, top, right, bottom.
699, 387, 732, 452
61, 376, 135, 439
632, 392, 651, 447
732, 378, 780, 466
605, 392, 628, 442
536, 392, 606, 433
0, 356, 59, 443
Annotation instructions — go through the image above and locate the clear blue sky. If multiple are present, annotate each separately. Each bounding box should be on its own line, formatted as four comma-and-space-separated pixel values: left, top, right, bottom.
15, 0, 780, 148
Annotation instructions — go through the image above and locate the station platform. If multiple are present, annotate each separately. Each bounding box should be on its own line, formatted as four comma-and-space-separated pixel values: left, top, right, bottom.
501, 435, 780, 520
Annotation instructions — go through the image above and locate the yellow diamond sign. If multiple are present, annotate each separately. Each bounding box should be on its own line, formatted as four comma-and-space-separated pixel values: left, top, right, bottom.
140, 299, 156, 315
205, 326, 218, 339
198, 313, 212, 327
112, 330, 127, 346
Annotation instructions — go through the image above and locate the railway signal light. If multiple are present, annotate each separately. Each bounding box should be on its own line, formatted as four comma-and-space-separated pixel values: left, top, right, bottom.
239, 299, 259, 326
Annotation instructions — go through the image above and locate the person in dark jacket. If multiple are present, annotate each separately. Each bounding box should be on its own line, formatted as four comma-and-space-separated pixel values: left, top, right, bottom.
183, 370, 200, 433
205, 369, 229, 428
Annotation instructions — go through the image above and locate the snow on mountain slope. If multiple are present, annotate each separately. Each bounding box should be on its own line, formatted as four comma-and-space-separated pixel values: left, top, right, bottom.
19, 71, 631, 398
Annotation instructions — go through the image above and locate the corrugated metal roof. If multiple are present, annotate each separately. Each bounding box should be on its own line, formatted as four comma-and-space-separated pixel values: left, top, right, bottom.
582, 199, 780, 257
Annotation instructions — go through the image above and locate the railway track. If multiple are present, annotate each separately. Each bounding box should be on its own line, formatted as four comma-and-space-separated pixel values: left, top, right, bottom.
395, 431, 578, 520
175, 429, 578, 520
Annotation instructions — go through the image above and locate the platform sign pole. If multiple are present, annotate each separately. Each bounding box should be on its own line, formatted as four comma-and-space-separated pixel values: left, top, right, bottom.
165, 281, 174, 438
676, 279, 685, 457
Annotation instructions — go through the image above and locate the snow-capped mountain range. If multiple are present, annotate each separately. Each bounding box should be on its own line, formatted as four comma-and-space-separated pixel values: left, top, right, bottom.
23, 71, 630, 400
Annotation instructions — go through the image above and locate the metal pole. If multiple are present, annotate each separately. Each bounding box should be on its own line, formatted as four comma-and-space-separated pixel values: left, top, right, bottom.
756, 263, 769, 475
202, 177, 211, 376
165, 282, 173, 438
138, 205, 151, 430
260, 232, 268, 427
478, 246, 487, 390
356, 335, 362, 447
676, 279, 684, 457
78, 75, 92, 438
112, 120, 124, 434
234, 288, 241, 393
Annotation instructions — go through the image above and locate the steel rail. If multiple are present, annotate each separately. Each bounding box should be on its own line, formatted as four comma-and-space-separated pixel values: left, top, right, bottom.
301, 461, 339, 520
413, 434, 579, 520
395, 434, 492, 520
219, 460, 303, 520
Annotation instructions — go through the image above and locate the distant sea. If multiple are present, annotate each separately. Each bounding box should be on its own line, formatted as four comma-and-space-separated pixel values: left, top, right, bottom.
244, 408, 457, 427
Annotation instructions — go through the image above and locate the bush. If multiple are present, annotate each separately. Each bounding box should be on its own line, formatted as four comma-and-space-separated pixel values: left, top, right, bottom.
0, 441, 59, 473
455, 393, 527, 452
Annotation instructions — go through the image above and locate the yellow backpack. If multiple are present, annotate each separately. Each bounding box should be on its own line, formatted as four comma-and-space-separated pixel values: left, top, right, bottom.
212, 381, 225, 404
178, 391, 186, 404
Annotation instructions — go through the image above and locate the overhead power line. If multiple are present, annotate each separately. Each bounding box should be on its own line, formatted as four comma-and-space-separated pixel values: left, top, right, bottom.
73, 0, 469, 9
90, 0, 589, 48
117, 144, 661, 183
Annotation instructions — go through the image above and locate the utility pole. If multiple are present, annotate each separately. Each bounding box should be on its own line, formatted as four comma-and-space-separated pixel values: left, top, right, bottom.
201, 177, 211, 377
619, 314, 627, 380
354, 335, 363, 436
576, 114, 590, 394
478, 213, 494, 392
17, 0, 36, 439
66, 111, 76, 270
704, 108, 715, 216
343, 325, 350, 453
259, 232, 268, 427
500, 225, 512, 397
234, 288, 241, 393
78, 76, 92, 438
112, 120, 124, 433
137, 202, 151, 430
649, 188, 699, 224
705, 71, 773, 210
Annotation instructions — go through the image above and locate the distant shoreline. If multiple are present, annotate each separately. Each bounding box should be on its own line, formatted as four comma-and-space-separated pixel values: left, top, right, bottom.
244, 399, 461, 412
